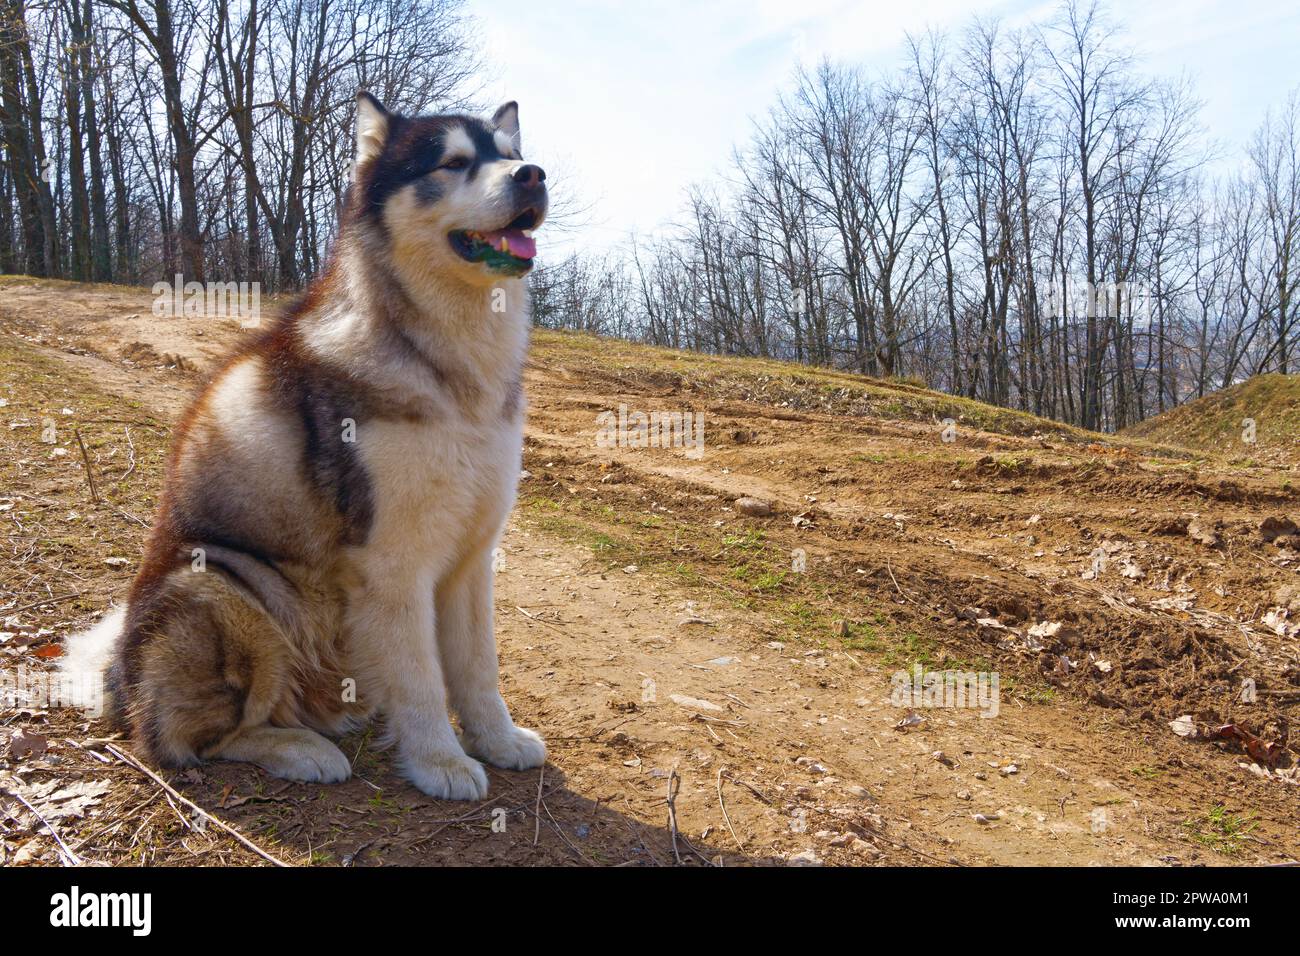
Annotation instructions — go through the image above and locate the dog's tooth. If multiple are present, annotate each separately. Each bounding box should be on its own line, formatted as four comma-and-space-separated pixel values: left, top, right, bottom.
521, 230, 534, 239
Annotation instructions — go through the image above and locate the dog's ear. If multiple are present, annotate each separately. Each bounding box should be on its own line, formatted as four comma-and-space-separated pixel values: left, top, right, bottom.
492, 101, 521, 154
356, 91, 390, 164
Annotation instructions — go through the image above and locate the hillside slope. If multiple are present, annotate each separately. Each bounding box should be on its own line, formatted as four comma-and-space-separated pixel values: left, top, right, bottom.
529, 324, 1186, 454
1, 276, 1298, 868
1125, 374, 1300, 466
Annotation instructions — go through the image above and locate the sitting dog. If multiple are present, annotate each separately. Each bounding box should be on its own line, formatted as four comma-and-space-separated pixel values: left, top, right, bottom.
62, 92, 549, 800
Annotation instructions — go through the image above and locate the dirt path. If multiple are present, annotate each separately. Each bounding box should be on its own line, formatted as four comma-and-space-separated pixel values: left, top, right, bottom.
2, 278, 1297, 866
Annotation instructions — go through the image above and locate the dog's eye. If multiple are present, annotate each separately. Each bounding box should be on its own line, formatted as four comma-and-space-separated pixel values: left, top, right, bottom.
438, 157, 469, 171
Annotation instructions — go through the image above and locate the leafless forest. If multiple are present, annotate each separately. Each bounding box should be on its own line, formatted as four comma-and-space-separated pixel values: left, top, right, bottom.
0, 0, 479, 285
2, 0, 1297, 431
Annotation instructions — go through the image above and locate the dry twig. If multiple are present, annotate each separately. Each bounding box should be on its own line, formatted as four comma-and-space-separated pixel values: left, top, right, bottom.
104, 743, 290, 867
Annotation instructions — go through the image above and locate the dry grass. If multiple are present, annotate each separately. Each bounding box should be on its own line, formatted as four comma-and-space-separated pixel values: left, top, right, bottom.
1124, 373, 1300, 467
531, 327, 1190, 457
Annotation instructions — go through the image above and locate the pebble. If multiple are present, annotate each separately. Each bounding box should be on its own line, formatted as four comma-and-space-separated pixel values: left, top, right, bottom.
851, 838, 883, 859
735, 497, 772, 517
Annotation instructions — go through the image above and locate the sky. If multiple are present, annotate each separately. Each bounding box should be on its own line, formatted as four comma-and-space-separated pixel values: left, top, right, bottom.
466, 0, 1300, 258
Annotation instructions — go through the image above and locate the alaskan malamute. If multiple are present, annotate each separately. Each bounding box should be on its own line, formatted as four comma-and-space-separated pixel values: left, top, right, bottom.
62, 92, 549, 800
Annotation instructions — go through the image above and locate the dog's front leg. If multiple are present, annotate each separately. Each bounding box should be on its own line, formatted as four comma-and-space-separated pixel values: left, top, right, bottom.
437, 546, 546, 771
352, 573, 488, 800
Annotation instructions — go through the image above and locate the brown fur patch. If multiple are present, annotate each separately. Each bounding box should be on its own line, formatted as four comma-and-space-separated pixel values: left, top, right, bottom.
122, 569, 290, 765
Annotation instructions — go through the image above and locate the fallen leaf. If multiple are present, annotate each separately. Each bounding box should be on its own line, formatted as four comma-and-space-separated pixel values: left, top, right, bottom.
7, 777, 111, 821
1028, 621, 1062, 640
1169, 715, 1198, 738
7, 728, 47, 760
1262, 608, 1297, 637
894, 712, 926, 731
669, 693, 723, 712
1209, 724, 1282, 768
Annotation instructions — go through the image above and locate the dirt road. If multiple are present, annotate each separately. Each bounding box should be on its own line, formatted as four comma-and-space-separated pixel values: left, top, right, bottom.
2, 277, 1297, 866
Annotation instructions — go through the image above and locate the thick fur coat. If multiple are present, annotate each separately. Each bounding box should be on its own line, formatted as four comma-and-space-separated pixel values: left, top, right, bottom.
61, 93, 549, 800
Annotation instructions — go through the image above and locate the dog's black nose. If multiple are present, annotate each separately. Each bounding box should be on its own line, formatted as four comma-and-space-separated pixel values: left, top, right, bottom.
513, 164, 546, 189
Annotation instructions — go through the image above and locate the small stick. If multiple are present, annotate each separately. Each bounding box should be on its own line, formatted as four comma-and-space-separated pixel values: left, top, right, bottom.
74, 429, 100, 504
5, 788, 81, 866
110, 506, 149, 528
516, 606, 570, 634
620, 796, 661, 866
716, 767, 743, 850
160, 790, 193, 830
665, 769, 683, 865
117, 427, 137, 483
689, 713, 744, 727
542, 798, 593, 864
64, 738, 111, 764
406, 785, 563, 851
104, 744, 290, 867
885, 556, 925, 608
3, 591, 80, 615
533, 764, 544, 846
721, 771, 773, 805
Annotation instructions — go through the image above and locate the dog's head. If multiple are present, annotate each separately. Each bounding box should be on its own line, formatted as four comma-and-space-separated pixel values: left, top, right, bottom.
347, 91, 548, 286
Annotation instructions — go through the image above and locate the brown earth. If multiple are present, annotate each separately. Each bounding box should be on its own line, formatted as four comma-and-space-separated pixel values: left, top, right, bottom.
1, 276, 1298, 867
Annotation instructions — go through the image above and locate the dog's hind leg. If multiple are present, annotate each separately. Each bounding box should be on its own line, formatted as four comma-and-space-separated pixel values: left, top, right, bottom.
122, 564, 349, 785
210, 725, 351, 783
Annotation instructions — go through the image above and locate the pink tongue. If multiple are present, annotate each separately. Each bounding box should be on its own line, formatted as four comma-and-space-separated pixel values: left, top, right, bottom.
482, 229, 536, 259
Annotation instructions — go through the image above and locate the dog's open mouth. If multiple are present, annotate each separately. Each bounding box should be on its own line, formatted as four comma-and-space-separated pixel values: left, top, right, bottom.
449, 208, 540, 275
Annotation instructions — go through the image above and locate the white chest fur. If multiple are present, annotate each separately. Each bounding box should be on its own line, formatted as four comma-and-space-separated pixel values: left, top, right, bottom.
358, 405, 521, 581
307, 260, 531, 585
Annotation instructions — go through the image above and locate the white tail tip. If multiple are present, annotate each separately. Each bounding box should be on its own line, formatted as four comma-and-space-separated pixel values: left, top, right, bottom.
57, 606, 124, 716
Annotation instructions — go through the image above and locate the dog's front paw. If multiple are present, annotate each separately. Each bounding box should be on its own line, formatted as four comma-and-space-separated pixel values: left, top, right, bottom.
401, 751, 489, 800
463, 724, 547, 771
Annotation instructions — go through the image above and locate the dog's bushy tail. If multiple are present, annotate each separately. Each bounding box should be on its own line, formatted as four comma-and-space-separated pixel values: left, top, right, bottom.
59, 607, 124, 714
